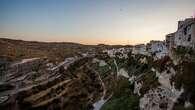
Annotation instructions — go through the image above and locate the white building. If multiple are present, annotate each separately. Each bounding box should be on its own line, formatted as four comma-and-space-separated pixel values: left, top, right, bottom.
103, 48, 130, 58
174, 18, 195, 49
146, 40, 168, 59
132, 44, 147, 55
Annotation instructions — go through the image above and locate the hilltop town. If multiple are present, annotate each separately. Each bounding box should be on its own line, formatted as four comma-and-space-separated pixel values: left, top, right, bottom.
129, 17, 195, 58
0, 17, 195, 110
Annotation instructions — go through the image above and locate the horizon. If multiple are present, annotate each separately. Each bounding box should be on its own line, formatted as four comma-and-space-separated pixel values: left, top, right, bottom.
0, 37, 133, 46
1, 0, 195, 45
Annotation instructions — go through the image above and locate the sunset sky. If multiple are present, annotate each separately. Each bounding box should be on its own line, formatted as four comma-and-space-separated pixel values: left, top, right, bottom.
0, 0, 195, 45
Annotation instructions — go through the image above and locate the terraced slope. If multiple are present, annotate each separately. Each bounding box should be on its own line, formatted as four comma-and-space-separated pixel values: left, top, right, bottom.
0, 56, 104, 110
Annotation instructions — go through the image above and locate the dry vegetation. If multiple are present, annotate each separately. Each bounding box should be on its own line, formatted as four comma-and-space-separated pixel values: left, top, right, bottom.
0, 38, 95, 62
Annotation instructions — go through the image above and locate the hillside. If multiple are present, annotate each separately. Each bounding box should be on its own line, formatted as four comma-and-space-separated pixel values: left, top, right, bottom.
0, 38, 195, 110
0, 38, 132, 63
0, 38, 96, 62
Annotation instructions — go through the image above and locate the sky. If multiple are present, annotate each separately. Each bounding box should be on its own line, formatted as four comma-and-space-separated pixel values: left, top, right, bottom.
0, 0, 195, 45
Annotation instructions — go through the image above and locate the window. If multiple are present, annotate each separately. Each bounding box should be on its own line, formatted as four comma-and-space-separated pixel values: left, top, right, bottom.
188, 34, 191, 41
184, 27, 187, 35
187, 25, 191, 31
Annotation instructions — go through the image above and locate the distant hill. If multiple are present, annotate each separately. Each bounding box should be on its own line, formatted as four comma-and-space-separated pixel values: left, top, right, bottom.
0, 38, 95, 62
0, 38, 132, 62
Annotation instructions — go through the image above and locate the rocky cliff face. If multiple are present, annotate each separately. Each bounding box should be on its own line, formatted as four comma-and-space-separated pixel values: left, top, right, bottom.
99, 47, 195, 110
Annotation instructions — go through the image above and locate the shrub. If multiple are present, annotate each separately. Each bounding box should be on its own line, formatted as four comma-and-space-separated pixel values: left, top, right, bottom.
171, 61, 195, 105
101, 79, 139, 110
